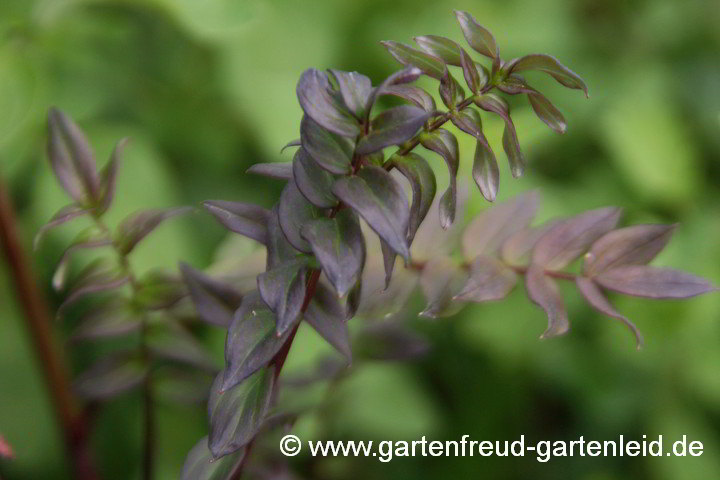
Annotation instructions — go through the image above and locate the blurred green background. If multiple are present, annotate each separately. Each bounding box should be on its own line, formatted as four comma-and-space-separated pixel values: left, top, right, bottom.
1, 0, 719, 479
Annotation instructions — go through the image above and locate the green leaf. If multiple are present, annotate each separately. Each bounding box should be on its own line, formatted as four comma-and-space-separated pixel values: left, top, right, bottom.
292, 148, 338, 208
296, 68, 360, 137
505, 54, 588, 97
97, 138, 127, 214
300, 210, 365, 297
454, 10, 498, 59
257, 258, 308, 335
332, 165, 411, 262
34, 204, 92, 251
356, 105, 431, 155
380, 41, 447, 80
300, 115, 355, 175
390, 153, 436, 243
208, 366, 275, 458
134, 270, 187, 310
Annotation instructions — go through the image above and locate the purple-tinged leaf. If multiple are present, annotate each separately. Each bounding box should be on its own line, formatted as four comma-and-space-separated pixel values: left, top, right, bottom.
257, 258, 308, 335
222, 293, 292, 391
380, 238, 397, 289
380, 41, 447, 80
296, 69, 360, 137
575, 277, 643, 348
97, 138, 126, 214
52, 227, 112, 291
332, 165, 411, 262
57, 260, 129, 316
595, 266, 717, 299
135, 270, 187, 310
532, 207, 622, 270
357, 249, 418, 319
115, 207, 192, 254
280, 139, 301, 153
301, 210, 365, 297
203, 200, 269, 245
380, 84, 436, 112
462, 191, 539, 260
74, 353, 147, 400
246, 162, 293, 181
292, 147, 338, 209
420, 128, 459, 230
181, 263, 243, 328
300, 115, 355, 175
355, 322, 430, 361
266, 205, 299, 270
278, 180, 322, 253
439, 70, 464, 109
525, 264, 569, 339
34, 204, 92, 250
583, 224, 676, 276
454, 10, 498, 59
438, 186, 457, 230
505, 54, 589, 97
414, 35, 463, 66
181, 436, 245, 480
475, 93, 525, 178
460, 48, 487, 94
528, 92, 567, 134
411, 184, 468, 260
356, 105, 431, 155
345, 280, 362, 319
454, 255, 517, 302
390, 153, 437, 242
209, 366, 274, 458
496, 74, 535, 95
69, 298, 140, 342
472, 137, 499, 202
47, 108, 100, 204
500, 222, 558, 265
419, 256, 467, 318
449, 108, 482, 140
365, 67, 423, 120
305, 282, 352, 362
329, 70, 372, 118
147, 322, 218, 371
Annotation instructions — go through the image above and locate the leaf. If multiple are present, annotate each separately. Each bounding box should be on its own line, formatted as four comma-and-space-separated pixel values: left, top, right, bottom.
305, 282, 352, 362
300, 115, 355, 175
460, 48, 487, 94
246, 162, 293, 180
575, 277, 643, 348
380, 239, 397, 289
414, 35, 463, 66
115, 207, 192, 254
329, 70, 373, 118
208, 366, 275, 458
134, 270, 187, 310
300, 210, 365, 297
146, 323, 218, 371
97, 138, 126, 214
475, 94, 525, 178
181, 263, 243, 327
278, 180, 322, 253
500, 222, 558, 265
280, 138, 301, 153
380, 85, 436, 112
454, 255, 518, 302
355, 322, 430, 361
454, 10, 498, 59
365, 67, 423, 120
257, 258, 308, 334
438, 182, 457, 230
390, 153, 436, 243
532, 207, 622, 270
439, 70, 464, 109
266, 206, 299, 270
356, 105, 431, 155
595, 266, 717, 299
57, 260, 129, 316
419, 256, 467, 318
462, 191, 539, 260
450, 107, 484, 140
69, 299, 140, 342
525, 264, 569, 339
203, 200, 269, 245
380, 41, 447, 80
74, 353, 147, 400
222, 292, 293, 391
52, 227, 112, 291
296, 68, 360, 137
155, 367, 213, 405
181, 436, 245, 480
472, 137, 499, 202
496, 74, 535, 95
420, 129, 459, 229
528, 92, 567, 134
583, 224, 676, 276
332, 165, 411, 262
506, 54, 589, 97
34, 204, 92, 250
47, 108, 100, 204
292, 147, 338, 209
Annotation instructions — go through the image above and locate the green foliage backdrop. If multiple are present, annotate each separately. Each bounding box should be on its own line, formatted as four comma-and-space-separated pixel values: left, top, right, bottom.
1, 0, 719, 478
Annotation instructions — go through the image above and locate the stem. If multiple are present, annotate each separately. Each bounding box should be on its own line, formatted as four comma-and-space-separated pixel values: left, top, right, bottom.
0, 176, 100, 480
507, 265, 577, 282
92, 218, 154, 480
